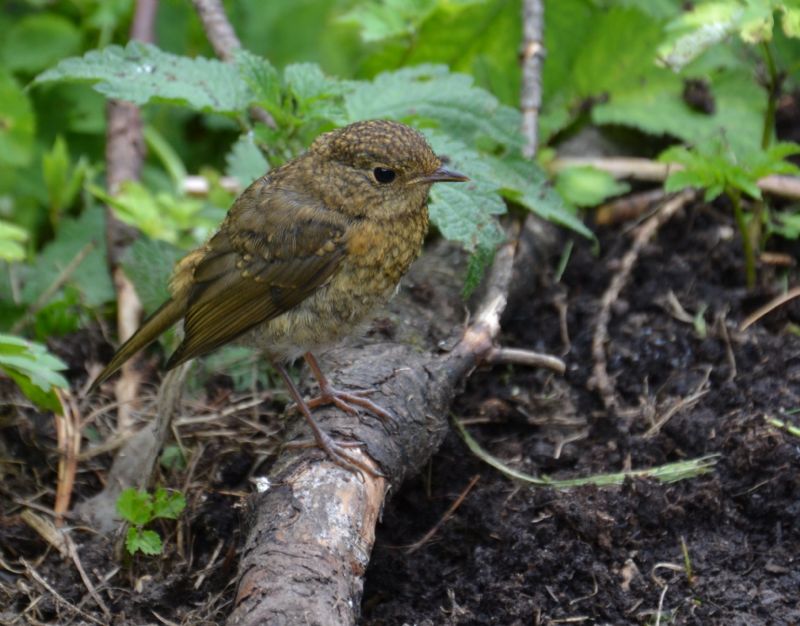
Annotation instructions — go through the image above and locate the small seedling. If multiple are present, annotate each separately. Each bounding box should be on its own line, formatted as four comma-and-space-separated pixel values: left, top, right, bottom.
116, 487, 186, 556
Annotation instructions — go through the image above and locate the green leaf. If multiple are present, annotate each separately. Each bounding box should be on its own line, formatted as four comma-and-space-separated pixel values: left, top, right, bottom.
0, 334, 68, 411
152, 488, 186, 520
345, 64, 522, 149
121, 238, 184, 314
34, 42, 252, 114
0, 69, 36, 167
116, 488, 153, 526
770, 210, 800, 239
555, 166, 631, 208
20, 206, 114, 308
226, 133, 269, 188
234, 48, 281, 113
125, 527, 163, 556
339, 0, 438, 42
160, 445, 187, 471
87, 180, 211, 245
2, 13, 82, 74
593, 66, 765, 154
572, 7, 665, 98
0, 219, 29, 262
42, 136, 88, 223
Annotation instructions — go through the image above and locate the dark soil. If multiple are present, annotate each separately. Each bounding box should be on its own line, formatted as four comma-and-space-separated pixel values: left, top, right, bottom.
362, 207, 800, 625
2, 202, 800, 625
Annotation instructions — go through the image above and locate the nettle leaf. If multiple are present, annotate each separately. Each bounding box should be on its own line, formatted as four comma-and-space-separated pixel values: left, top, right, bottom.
235, 48, 281, 112
226, 132, 269, 188
344, 64, 522, 149
423, 132, 504, 255
0, 69, 36, 167
284, 63, 351, 123
34, 42, 252, 114
486, 156, 592, 237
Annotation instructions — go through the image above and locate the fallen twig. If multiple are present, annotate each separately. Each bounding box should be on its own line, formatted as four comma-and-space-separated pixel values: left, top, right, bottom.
589, 190, 697, 414
550, 156, 800, 201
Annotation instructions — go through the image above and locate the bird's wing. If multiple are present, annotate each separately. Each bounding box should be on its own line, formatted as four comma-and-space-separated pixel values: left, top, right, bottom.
165, 184, 349, 368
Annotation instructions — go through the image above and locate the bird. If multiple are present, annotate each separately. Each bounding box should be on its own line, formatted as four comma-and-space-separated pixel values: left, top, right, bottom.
90, 119, 468, 475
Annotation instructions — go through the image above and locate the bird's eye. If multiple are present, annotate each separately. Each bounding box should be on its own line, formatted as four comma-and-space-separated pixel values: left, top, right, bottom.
373, 167, 396, 184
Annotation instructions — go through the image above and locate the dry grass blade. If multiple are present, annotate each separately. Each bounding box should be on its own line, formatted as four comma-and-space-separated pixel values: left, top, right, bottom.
453, 418, 718, 487
404, 474, 480, 554
54, 389, 81, 524
739, 285, 800, 331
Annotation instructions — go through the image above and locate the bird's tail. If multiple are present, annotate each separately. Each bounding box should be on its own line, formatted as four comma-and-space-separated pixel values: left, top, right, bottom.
89, 298, 184, 392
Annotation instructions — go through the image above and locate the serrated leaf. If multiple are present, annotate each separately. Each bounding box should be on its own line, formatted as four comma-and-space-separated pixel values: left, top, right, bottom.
0, 69, 36, 167
117, 488, 153, 526
34, 42, 252, 114
344, 64, 522, 149
226, 133, 269, 188
429, 183, 505, 252
126, 528, 162, 556
234, 48, 281, 112
152, 488, 186, 520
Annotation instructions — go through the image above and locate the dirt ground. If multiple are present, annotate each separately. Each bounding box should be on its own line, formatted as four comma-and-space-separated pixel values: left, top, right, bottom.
2, 198, 799, 625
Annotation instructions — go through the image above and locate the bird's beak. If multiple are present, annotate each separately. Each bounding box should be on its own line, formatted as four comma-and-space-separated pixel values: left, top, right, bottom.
413, 166, 469, 184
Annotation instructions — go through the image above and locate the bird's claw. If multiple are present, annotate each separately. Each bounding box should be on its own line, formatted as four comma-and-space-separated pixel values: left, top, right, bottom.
307, 387, 395, 423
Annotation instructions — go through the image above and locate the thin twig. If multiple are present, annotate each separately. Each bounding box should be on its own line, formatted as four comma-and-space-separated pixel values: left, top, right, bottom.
54, 389, 81, 524
10, 242, 95, 334
739, 285, 800, 331
405, 475, 480, 554
590, 190, 696, 413
22, 559, 107, 626
520, 0, 545, 158
550, 157, 800, 201
191, 0, 276, 128
487, 347, 565, 373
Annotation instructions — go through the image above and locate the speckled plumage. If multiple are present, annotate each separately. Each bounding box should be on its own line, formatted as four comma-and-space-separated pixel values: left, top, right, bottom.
92, 120, 466, 388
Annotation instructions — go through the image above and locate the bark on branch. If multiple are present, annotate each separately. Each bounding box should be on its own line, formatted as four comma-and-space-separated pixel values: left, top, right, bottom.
228, 221, 557, 625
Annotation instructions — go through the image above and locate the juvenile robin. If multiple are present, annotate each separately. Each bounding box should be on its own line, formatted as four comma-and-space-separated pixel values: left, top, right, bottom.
91, 119, 468, 474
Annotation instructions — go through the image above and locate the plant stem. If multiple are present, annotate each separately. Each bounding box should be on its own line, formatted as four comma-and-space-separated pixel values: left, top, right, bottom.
729, 188, 756, 288
760, 42, 779, 150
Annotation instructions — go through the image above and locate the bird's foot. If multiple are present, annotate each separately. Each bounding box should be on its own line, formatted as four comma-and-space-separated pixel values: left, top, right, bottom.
302, 430, 384, 478
306, 386, 395, 422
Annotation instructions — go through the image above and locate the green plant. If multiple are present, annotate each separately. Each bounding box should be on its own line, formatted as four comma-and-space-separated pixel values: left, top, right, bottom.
0, 333, 68, 412
660, 139, 800, 287
116, 487, 186, 556
33, 42, 591, 295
